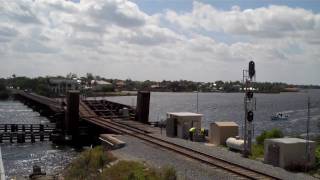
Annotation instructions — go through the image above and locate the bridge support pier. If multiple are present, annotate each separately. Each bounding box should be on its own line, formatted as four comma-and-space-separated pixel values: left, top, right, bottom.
135, 91, 150, 124
64, 90, 79, 141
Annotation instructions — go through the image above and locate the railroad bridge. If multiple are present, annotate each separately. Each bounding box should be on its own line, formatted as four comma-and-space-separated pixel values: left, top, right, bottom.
12, 90, 151, 144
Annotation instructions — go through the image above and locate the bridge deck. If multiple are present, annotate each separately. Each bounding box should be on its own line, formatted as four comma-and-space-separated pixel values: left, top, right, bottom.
15, 90, 64, 112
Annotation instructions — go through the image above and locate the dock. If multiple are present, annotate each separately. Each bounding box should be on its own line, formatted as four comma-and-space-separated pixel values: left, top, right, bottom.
0, 124, 55, 143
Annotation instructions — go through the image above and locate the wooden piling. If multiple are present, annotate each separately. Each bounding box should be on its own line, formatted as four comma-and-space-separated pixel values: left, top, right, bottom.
17, 133, 25, 143
40, 132, 44, 141
31, 133, 35, 143
9, 134, 13, 143
135, 91, 150, 124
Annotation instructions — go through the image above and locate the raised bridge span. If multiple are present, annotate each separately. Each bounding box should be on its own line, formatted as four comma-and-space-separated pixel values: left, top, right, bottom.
13, 90, 281, 180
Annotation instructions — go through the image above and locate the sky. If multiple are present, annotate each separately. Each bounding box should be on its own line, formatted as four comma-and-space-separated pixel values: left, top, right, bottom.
0, 0, 320, 85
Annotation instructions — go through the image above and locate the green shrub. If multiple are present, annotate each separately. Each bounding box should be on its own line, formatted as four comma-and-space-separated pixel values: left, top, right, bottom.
99, 161, 157, 180
256, 129, 283, 146
99, 161, 177, 180
65, 146, 115, 180
65, 147, 177, 180
315, 144, 320, 168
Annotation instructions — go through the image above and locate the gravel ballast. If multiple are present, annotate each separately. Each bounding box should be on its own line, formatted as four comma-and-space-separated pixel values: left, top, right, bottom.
112, 135, 246, 180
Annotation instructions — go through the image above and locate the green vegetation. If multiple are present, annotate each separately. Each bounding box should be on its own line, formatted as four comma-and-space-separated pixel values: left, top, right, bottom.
250, 129, 284, 159
256, 129, 284, 145
315, 144, 320, 168
309, 142, 320, 176
3, 73, 319, 95
100, 161, 177, 180
64, 146, 177, 180
65, 146, 116, 179
251, 144, 265, 160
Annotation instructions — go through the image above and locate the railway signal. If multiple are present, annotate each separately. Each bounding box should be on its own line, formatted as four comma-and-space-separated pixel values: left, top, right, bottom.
243, 61, 256, 157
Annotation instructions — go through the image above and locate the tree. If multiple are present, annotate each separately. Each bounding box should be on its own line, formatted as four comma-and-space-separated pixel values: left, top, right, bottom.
86, 73, 94, 85
66, 73, 77, 79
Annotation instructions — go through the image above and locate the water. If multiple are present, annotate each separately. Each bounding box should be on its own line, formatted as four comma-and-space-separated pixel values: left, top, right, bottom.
0, 100, 77, 179
103, 89, 320, 137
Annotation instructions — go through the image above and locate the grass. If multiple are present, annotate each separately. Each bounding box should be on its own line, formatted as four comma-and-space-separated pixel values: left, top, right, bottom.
64, 146, 177, 180
250, 144, 264, 160
99, 161, 176, 180
308, 143, 320, 177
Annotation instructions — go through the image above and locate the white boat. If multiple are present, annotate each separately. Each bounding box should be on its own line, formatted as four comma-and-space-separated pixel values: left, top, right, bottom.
271, 113, 289, 121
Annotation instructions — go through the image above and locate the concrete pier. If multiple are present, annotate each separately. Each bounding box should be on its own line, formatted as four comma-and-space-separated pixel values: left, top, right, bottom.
64, 90, 80, 140
135, 91, 150, 124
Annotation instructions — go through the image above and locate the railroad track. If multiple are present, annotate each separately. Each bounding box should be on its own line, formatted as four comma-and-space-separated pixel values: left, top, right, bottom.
84, 116, 280, 180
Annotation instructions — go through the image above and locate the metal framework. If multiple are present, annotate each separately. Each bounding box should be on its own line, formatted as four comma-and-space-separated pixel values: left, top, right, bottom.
242, 62, 256, 157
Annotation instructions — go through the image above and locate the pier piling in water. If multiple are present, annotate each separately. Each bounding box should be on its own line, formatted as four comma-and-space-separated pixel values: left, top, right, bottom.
17, 132, 25, 143
40, 132, 44, 141
31, 133, 35, 143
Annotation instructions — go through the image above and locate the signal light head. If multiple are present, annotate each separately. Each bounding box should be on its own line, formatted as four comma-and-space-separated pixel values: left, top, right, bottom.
246, 91, 253, 99
249, 61, 255, 79
247, 111, 254, 122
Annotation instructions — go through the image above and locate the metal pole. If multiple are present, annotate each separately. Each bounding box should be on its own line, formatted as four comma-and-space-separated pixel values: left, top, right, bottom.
196, 90, 199, 113
306, 96, 310, 169
243, 69, 248, 157
244, 95, 248, 157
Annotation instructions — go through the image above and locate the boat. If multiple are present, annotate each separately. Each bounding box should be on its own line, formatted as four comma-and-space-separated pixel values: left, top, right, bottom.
271, 113, 289, 121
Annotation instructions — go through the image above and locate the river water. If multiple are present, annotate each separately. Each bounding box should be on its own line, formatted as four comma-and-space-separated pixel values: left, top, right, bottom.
103, 89, 320, 138
0, 100, 77, 179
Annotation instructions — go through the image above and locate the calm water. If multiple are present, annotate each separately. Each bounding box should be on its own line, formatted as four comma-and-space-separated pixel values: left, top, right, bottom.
0, 100, 77, 179
103, 89, 320, 137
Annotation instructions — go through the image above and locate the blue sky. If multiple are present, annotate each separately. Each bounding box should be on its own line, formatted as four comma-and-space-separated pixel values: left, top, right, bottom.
132, 0, 320, 14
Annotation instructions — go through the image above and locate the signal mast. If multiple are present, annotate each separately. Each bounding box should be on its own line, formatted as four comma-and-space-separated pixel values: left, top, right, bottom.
243, 61, 256, 157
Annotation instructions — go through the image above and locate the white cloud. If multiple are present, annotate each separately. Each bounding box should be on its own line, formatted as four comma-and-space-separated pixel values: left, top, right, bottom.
0, 0, 319, 84
165, 2, 320, 40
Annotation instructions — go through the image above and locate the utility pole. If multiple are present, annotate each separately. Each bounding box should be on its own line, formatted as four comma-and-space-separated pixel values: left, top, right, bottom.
305, 96, 311, 171
243, 61, 256, 157
196, 89, 199, 113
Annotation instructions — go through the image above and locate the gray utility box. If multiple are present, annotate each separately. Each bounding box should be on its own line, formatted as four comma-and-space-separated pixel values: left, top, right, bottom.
264, 138, 316, 169
166, 112, 202, 139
